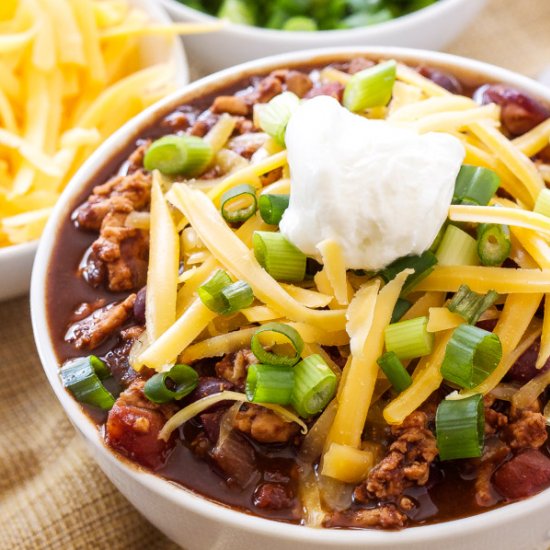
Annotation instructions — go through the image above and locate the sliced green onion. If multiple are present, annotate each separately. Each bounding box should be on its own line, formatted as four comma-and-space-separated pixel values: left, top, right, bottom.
259, 194, 289, 225
290, 354, 337, 418
380, 250, 438, 296
377, 351, 412, 393
447, 284, 499, 325
452, 165, 500, 206
60, 356, 115, 410
477, 223, 511, 266
198, 269, 232, 312
246, 364, 294, 405
221, 280, 254, 312
384, 316, 434, 360
220, 183, 258, 223
144, 364, 199, 404
253, 231, 306, 282
255, 91, 300, 146
217, 0, 255, 25
343, 59, 396, 112
251, 322, 304, 367
534, 189, 550, 218
436, 394, 485, 460
283, 16, 318, 31
143, 135, 213, 176
441, 325, 502, 389
197, 269, 254, 315
436, 224, 480, 266
391, 297, 412, 324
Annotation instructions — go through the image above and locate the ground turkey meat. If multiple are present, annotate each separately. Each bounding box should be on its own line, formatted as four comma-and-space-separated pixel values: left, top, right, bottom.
215, 349, 258, 387
324, 505, 407, 529
106, 378, 177, 469
65, 294, 136, 350
234, 404, 299, 444
74, 171, 151, 231
74, 171, 151, 291
354, 411, 438, 502
503, 408, 548, 450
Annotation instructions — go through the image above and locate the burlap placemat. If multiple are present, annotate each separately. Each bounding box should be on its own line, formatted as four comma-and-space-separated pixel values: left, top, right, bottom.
1, 0, 549, 548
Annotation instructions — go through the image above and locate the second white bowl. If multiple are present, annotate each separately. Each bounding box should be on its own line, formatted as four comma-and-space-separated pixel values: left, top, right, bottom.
162, 0, 487, 72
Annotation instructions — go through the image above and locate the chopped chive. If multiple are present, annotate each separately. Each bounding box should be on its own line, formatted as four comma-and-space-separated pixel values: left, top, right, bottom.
343, 59, 396, 112
447, 284, 499, 325
197, 270, 254, 315
259, 194, 289, 225
255, 91, 300, 146
384, 316, 434, 360
441, 325, 502, 389
379, 250, 438, 296
436, 394, 485, 460
534, 189, 550, 218
436, 224, 480, 266
250, 322, 304, 368
246, 364, 295, 405
253, 231, 306, 282
60, 356, 115, 410
144, 135, 213, 176
377, 351, 412, 393
391, 297, 412, 323
452, 165, 500, 206
290, 355, 337, 418
144, 364, 199, 404
477, 223, 511, 266
220, 183, 258, 223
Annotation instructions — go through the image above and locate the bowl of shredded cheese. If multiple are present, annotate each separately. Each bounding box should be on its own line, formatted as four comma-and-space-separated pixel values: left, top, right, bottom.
0, 0, 210, 301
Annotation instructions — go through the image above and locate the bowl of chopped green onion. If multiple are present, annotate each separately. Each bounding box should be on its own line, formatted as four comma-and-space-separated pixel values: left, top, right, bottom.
161, 0, 486, 71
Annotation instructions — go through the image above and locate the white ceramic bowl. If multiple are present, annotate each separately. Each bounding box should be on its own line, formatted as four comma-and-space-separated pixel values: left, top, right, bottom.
0, 0, 188, 303
161, 0, 487, 72
32, 47, 550, 550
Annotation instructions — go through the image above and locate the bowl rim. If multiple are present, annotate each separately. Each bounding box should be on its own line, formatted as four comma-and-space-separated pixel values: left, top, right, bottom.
31, 46, 550, 545
161, 0, 480, 40
0, 0, 189, 265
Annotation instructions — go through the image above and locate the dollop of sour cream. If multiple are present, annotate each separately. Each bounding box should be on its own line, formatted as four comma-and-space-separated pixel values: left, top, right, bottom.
279, 96, 466, 271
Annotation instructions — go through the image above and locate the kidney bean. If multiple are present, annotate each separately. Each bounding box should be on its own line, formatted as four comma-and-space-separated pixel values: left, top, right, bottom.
493, 449, 550, 499
506, 340, 550, 383
417, 66, 463, 94
473, 84, 550, 136
133, 286, 146, 324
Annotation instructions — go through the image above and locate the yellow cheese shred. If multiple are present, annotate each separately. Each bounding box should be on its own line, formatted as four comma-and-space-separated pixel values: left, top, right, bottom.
416, 266, 550, 294
449, 204, 550, 236
512, 119, 550, 157
468, 121, 544, 207
427, 307, 465, 332
180, 323, 349, 363
321, 443, 374, 483
412, 104, 500, 134
207, 150, 288, 204
145, 172, 179, 343
317, 238, 349, 306
383, 330, 453, 424
171, 184, 347, 331
325, 270, 411, 449
139, 298, 217, 371
401, 291, 446, 320
389, 95, 473, 122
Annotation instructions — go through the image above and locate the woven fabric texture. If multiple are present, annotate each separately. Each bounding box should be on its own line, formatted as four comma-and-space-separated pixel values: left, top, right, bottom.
1, 0, 549, 547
